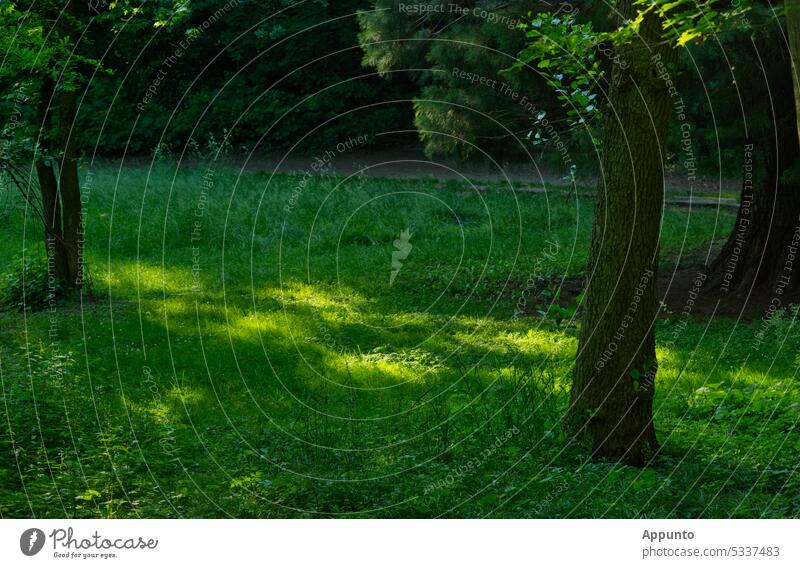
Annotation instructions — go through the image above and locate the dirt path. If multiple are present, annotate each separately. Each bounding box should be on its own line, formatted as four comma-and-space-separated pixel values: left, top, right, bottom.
114, 145, 743, 207
240, 146, 742, 201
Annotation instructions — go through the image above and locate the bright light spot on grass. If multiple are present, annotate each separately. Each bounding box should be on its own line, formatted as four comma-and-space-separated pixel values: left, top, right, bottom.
104, 260, 195, 296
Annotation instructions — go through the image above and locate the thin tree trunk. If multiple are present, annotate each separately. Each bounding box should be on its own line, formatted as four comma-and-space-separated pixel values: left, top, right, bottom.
56, 0, 83, 288
566, 2, 675, 466
58, 85, 82, 287
36, 77, 71, 285
788, 0, 800, 140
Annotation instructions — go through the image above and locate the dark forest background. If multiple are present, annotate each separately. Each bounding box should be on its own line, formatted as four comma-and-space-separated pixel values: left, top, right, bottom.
0, 0, 783, 182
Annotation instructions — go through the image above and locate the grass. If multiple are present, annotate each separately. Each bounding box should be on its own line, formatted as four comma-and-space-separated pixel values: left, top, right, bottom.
0, 163, 798, 518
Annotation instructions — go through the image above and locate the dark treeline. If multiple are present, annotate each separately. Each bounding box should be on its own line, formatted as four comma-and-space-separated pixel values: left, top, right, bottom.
2, 0, 791, 175
72, 0, 416, 156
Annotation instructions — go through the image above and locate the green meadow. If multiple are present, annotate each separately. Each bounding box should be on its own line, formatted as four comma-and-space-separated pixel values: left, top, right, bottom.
1, 165, 798, 518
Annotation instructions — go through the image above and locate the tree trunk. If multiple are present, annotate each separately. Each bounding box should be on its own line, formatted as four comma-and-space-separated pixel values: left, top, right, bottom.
34, 0, 84, 289
58, 83, 83, 288
788, 0, 800, 141
566, 3, 675, 466
705, 130, 800, 295
36, 77, 71, 285
706, 6, 800, 297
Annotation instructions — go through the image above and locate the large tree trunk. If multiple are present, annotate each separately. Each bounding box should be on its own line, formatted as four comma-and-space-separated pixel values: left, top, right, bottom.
566, 3, 675, 466
705, 129, 800, 296
706, 6, 800, 297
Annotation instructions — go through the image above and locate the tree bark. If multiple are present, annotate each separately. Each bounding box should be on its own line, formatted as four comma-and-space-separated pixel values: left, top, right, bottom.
36, 77, 71, 285
788, 0, 800, 141
706, 7, 800, 297
58, 81, 83, 288
566, 2, 675, 466
34, 0, 84, 289
705, 129, 800, 295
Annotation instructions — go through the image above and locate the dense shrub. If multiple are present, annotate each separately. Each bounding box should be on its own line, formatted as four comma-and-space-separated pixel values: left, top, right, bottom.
0, 256, 59, 312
